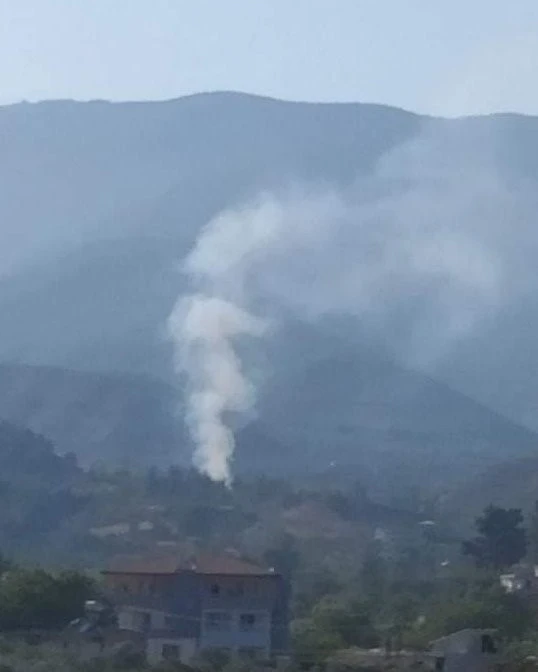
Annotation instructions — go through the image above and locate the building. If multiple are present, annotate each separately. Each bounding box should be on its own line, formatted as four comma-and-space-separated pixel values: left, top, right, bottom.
102, 552, 290, 665
500, 563, 538, 595
429, 629, 500, 672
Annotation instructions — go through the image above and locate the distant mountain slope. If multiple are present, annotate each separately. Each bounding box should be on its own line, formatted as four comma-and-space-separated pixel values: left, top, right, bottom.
0, 419, 79, 487
440, 455, 538, 534
0, 364, 188, 467
252, 336, 538, 495
1, 92, 538, 454
0, 93, 422, 377
0, 92, 421, 272
1, 356, 536, 493
0, 238, 180, 376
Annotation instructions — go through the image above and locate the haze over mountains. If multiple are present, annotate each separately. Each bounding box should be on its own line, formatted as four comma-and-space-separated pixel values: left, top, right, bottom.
1, 92, 538, 482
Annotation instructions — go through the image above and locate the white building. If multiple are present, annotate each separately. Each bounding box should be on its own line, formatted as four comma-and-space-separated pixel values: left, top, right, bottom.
500, 563, 538, 594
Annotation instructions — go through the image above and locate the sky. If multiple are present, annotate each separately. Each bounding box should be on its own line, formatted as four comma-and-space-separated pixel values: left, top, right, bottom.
0, 0, 537, 117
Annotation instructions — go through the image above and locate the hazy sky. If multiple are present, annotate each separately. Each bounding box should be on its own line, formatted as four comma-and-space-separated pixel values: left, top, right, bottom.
1, 0, 537, 116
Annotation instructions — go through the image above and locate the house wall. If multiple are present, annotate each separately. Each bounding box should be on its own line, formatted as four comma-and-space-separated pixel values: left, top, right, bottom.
200, 608, 271, 656
105, 571, 290, 656
117, 607, 175, 632
271, 575, 290, 655
200, 575, 279, 610
104, 572, 171, 596
199, 573, 289, 654
146, 637, 197, 665
105, 572, 201, 639
441, 653, 497, 672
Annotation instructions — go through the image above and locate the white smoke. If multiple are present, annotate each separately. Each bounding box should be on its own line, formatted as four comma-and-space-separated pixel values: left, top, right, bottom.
168, 295, 266, 484
167, 124, 532, 483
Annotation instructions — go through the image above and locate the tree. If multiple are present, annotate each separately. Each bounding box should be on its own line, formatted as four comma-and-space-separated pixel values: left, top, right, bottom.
0, 568, 94, 630
418, 585, 531, 642
310, 596, 379, 649
360, 544, 387, 604
528, 500, 538, 563
263, 534, 300, 577
292, 617, 344, 666
463, 505, 527, 570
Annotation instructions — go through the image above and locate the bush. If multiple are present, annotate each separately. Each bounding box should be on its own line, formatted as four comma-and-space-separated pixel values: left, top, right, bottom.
0, 569, 94, 631
292, 617, 345, 666
195, 648, 232, 672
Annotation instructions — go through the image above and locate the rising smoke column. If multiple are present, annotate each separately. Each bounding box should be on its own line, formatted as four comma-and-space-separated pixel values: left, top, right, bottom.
167, 195, 348, 483
168, 131, 515, 484
168, 294, 266, 484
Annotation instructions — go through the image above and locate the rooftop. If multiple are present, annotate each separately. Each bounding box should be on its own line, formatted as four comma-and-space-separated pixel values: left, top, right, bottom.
103, 552, 276, 577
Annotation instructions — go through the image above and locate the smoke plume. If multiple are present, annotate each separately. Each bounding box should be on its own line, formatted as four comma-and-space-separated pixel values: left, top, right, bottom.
168, 295, 266, 484
168, 122, 533, 483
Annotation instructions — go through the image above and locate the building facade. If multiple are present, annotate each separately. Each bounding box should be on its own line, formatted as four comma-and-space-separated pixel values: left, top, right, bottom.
102, 553, 290, 664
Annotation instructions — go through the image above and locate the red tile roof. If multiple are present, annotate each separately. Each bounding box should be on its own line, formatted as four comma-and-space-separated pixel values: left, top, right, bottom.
104, 552, 275, 577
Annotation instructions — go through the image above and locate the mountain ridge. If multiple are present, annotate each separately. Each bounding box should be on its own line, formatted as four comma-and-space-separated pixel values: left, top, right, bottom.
1, 91, 538, 476
1, 355, 536, 495
10, 89, 538, 121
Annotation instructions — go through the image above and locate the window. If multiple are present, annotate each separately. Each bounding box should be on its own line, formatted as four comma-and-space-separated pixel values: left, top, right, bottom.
162, 644, 180, 660
210, 583, 220, 596
434, 658, 445, 671
239, 612, 265, 632
239, 613, 256, 631
204, 611, 232, 632
481, 634, 497, 654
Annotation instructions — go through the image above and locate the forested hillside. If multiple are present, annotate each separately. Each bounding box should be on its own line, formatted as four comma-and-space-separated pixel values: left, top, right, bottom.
1, 94, 538, 441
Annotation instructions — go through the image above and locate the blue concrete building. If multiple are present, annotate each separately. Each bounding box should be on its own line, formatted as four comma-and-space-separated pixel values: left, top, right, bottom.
102, 553, 290, 664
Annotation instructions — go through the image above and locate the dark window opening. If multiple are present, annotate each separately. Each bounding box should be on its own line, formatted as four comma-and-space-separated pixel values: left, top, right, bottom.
239, 613, 256, 631
435, 657, 445, 671
481, 634, 497, 654
210, 583, 220, 596
162, 644, 180, 660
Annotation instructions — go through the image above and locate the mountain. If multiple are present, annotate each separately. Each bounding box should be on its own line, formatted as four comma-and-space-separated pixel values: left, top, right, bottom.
0, 92, 420, 271
1, 92, 538, 475
0, 93, 421, 379
0, 420, 84, 557
0, 417, 426, 567
440, 443, 538, 523
0, 419, 79, 488
250, 326, 538, 496
0, 354, 536, 497
0, 363, 187, 467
